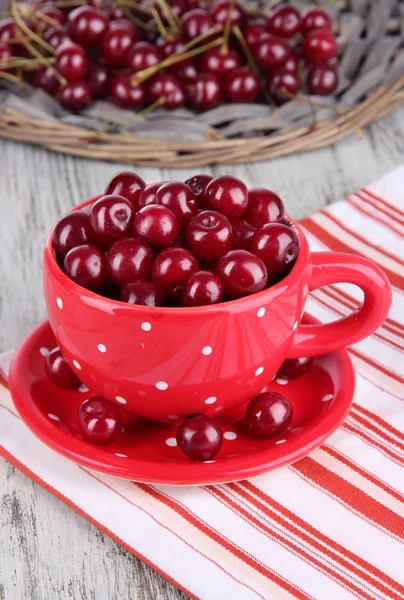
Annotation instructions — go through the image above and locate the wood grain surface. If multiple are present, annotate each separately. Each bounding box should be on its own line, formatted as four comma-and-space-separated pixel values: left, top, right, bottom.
1, 107, 403, 600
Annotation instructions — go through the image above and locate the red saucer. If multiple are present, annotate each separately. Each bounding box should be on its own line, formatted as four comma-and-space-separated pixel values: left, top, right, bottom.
9, 315, 355, 485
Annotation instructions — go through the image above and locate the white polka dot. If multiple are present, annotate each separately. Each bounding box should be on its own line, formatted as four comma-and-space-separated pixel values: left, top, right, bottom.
97, 343, 107, 353
275, 439, 286, 445
204, 460, 215, 464
115, 453, 127, 458
39, 347, 49, 356
168, 414, 178, 420
73, 360, 81, 371
48, 413, 60, 421
205, 396, 217, 405
56, 297, 63, 309
165, 437, 177, 447
275, 377, 289, 385
116, 396, 127, 405
141, 322, 152, 331
255, 366, 264, 376
202, 346, 212, 356
257, 307, 266, 318
156, 381, 168, 391
78, 384, 89, 393
293, 321, 298, 331
322, 394, 334, 402
224, 431, 237, 440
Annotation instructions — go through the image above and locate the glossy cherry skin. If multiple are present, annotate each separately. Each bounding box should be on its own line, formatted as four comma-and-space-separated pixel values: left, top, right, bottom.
133, 205, 179, 247
126, 41, 163, 72
277, 357, 314, 380
156, 35, 190, 71
156, 182, 197, 231
182, 9, 215, 40
68, 6, 108, 47
200, 48, 242, 77
90, 195, 134, 245
278, 53, 298, 74
102, 19, 141, 68
242, 22, 267, 47
176, 415, 223, 461
184, 174, 212, 206
105, 238, 153, 285
53, 210, 95, 259
77, 396, 123, 446
34, 7, 66, 35
63, 244, 106, 290
249, 223, 299, 277
266, 70, 300, 105
224, 67, 260, 103
176, 61, 199, 83
253, 34, 290, 70
137, 182, 165, 209
55, 42, 88, 82
148, 73, 186, 109
267, 6, 301, 38
187, 73, 223, 112
0, 42, 12, 71
43, 26, 71, 50
151, 247, 199, 299
306, 63, 338, 95
186, 210, 232, 262
87, 63, 110, 98
216, 249, 267, 298
301, 9, 332, 35
56, 81, 93, 111
45, 347, 79, 388
109, 75, 146, 109
245, 392, 292, 438
105, 171, 145, 208
204, 175, 248, 218
230, 218, 256, 249
31, 66, 59, 95
244, 188, 284, 228
181, 271, 224, 306
303, 29, 337, 63
210, 1, 245, 30
0, 18, 20, 46
120, 280, 163, 306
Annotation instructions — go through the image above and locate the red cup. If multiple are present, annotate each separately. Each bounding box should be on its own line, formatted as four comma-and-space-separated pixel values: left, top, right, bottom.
43, 197, 392, 423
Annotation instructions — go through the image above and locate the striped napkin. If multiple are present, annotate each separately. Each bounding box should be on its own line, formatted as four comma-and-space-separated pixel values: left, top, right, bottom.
1, 167, 403, 600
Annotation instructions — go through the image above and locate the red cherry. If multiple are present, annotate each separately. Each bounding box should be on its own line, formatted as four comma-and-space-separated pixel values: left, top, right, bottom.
105, 171, 145, 208
244, 188, 284, 227
303, 29, 337, 63
277, 53, 298, 74
148, 73, 186, 109
55, 42, 88, 82
249, 223, 299, 277
126, 41, 162, 72
267, 6, 301, 39
184, 174, 212, 206
204, 175, 248, 218
87, 63, 110, 97
57, 81, 92, 111
133, 205, 179, 247
301, 9, 332, 35
182, 9, 215, 40
0, 42, 12, 71
108, 5, 126, 20
277, 357, 313, 380
187, 72, 223, 111
109, 74, 146, 109
181, 270, 224, 306
31, 66, 59, 94
266, 70, 300, 104
53, 210, 95, 259
253, 34, 290, 70
120, 280, 163, 306
35, 7, 66, 34
245, 392, 292, 438
78, 396, 123, 445
156, 182, 197, 231
45, 347, 79, 388
63, 244, 106, 290
176, 61, 199, 83
306, 63, 338, 95
230, 218, 256, 249
156, 35, 190, 71
200, 48, 242, 77
90, 194, 135, 245
106, 238, 153, 285
151, 247, 199, 299
186, 210, 232, 262
176, 415, 223, 461
68, 6, 108, 47
242, 22, 267, 47
210, 1, 245, 29
153, 0, 188, 23
102, 19, 141, 68
43, 26, 71, 50
216, 249, 267, 298
224, 67, 260, 103
0, 18, 20, 46
137, 181, 165, 209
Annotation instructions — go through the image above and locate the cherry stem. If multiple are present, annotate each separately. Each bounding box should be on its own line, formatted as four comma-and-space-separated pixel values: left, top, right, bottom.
0, 56, 54, 69
117, 0, 152, 15
222, 0, 235, 52
181, 24, 221, 52
103, 96, 165, 133
42, 0, 85, 7
243, 6, 266, 20
0, 71, 20, 84
35, 12, 61, 27
151, 6, 169, 38
119, 5, 159, 31
232, 25, 258, 73
156, 0, 181, 33
10, 0, 55, 55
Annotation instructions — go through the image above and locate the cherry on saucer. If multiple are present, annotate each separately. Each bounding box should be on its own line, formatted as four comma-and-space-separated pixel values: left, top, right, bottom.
78, 396, 123, 445
176, 414, 223, 461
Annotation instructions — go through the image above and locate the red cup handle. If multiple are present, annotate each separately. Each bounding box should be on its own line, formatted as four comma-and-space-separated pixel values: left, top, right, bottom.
287, 252, 392, 358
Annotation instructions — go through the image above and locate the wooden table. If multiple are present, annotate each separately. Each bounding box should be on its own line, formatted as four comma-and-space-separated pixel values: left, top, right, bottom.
1, 108, 403, 600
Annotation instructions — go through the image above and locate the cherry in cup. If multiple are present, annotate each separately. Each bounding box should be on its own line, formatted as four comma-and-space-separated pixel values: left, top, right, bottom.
249, 223, 299, 278
156, 182, 197, 230
52, 210, 94, 259
134, 205, 179, 247
63, 244, 106, 291
216, 249, 268, 298
120, 280, 163, 306
186, 210, 232, 262
106, 238, 153, 286
151, 247, 199, 300
90, 194, 135, 245
204, 175, 248, 218
105, 171, 145, 208
181, 271, 224, 306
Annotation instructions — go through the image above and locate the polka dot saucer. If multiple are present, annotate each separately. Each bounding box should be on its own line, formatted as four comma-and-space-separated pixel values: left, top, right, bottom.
9, 315, 355, 486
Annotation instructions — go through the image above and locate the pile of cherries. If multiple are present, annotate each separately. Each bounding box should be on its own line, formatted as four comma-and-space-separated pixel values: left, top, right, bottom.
0, 0, 339, 113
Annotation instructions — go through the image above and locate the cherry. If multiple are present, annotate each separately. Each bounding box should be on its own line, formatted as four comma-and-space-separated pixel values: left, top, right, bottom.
187, 73, 223, 111
90, 194, 134, 245
156, 182, 197, 231
31, 66, 59, 94
186, 210, 232, 262
210, 1, 245, 30
53, 210, 95, 259
120, 280, 163, 306
133, 205, 179, 247
266, 70, 300, 105
253, 34, 290, 70
249, 223, 299, 277
126, 41, 163, 72
56, 81, 93, 111
0, 43, 12, 71
277, 357, 313, 380
55, 42, 88, 82
156, 35, 190, 71
153, 0, 188, 23
45, 347, 79, 388
303, 29, 337, 63
105, 171, 145, 208
242, 22, 267, 47
34, 7, 66, 35
267, 6, 301, 39
151, 247, 199, 299
216, 249, 267, 298
102, 19, 141, 68
184, 174, 212, 205
109, 74, 146, 109
77, 396, 123, 445
278, 53, 298, 74
63, 244, 106, 290
106, 238, 153, 285
137, 182, 165, 209
224, 67, 260, 103
176, 61, 199, 83
230, 218, 256, 249
43, 26, 71, 50
181, 270, 224, 306
200, 48, 242, 77
306, 63, 338, 95
301, 9, 332, 35
245, 392, 292, 438
108, 5, 126, 20
182, 9, 215, 40
148, 73, 186, 109
68, 6, 108, 47
204, 175, 248, 218
0, 18, 20, 46
244, 188, 284, 228
176, 415, 223, 461
87, 63, 110, 97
